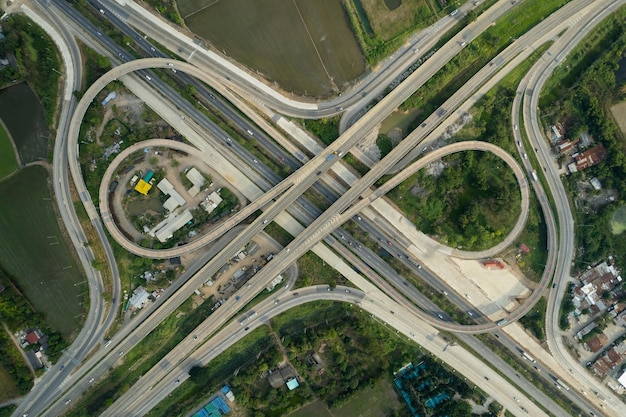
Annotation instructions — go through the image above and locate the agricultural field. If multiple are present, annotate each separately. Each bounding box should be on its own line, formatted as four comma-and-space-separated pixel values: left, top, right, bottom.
0, 120, 18, 180
179, 0, 364, 96
0, 166, 85, 337
0, 83, 49, 164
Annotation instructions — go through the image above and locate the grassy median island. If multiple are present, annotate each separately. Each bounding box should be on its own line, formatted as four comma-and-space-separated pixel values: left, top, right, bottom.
400, 0, 571, 127
389, 150, 521, 251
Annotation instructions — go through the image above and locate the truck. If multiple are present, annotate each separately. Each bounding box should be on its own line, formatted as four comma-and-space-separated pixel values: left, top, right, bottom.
555, 379, 570, 391
521, 351, 537, 363
531, 171, 538, 182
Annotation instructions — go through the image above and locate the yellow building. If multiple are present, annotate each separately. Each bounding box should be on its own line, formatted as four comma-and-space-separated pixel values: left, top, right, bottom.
134, 179, 152, 195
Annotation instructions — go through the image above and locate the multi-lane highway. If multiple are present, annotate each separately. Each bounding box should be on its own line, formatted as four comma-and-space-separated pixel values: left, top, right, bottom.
13, 0, 626, 416
518, 0, 626, 412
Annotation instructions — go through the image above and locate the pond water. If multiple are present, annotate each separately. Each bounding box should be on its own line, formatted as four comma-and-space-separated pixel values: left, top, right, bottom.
0, 82, 48, 163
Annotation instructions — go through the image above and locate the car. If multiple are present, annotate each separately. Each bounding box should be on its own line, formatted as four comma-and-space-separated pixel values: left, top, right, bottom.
262, 219, 268, 224
523, 153, 528, 159
193, 335, 198, 340
552, 283, 556, 288
386, 241, 392, 246
442, 291, 448, 296
437, 314, 444, 319
293, 292, 299, 296
64, 399, 71, 405
284, 284, 289, 289
357, 216, 362, 220
235, 296, 241, 301
514, 397, 519, 402
119, 351, 124, 356
274, 299, 279, 305
279, 156, 285, 161
175, 379, 180, 384
60, 365, 65, 371
286, 248, 290, 252
327, 287, 331, 291
244, 327, 249, 331
209, 94, 216, 100
417, 264, 422, 269
89, 377, 95, 383
150, 47, 156, 52
167, 63, 174, 67
390, 310, 395, 314
514, 125, 518, 130
421, 122, 427, 127
467, 311, 473, 316
317, 171, 322, 175
253, 159, 258, 163
403, 281, 408, 286
345, 289, 351, 293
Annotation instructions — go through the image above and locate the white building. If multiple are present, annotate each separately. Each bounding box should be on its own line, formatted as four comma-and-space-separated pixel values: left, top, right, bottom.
150, 209, 193, 243
201, 191, 223, 214
129, 286, 150, 309
186, 167, 206, 197
157, 178, 186, 211
618, 369, 626, 389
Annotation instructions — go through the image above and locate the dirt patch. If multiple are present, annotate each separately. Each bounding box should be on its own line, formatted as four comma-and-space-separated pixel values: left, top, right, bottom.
610, 100, 626, 135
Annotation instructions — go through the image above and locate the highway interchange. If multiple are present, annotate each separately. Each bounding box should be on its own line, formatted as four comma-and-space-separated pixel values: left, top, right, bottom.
7, 0, 626, 416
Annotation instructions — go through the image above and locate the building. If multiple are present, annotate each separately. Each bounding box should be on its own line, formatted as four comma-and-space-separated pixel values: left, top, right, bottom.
286, 378, 300, 390
101, 91, 116, 106
186, 167, 206, 197
618, 370, 626, 389
551, 124, 563, 141
246, 241, 260, 256
590, 177, 602, 190
584, 333, 608, 353
568, 144, 607, 173
555, 138, 578, 154
157, 178, 186, 211
201, 191, 223, 214
129, 286, 150, 309
150, 209, 193, 243
134, 179, 152, 195
25, 330, 40, 345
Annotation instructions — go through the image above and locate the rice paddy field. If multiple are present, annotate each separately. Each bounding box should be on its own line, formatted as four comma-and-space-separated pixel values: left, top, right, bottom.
179, 0, 365, 96
0, 166, 85, 337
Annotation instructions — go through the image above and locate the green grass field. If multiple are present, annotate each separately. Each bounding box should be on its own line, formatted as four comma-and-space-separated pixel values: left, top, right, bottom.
611, 205, 626, 234
287, 400, 333, 417
0, 166, 84, 336
333, 378, 402, 417
360, 0, 437, 41
0, 120, 18, 180
180, 0, 364, 96
0, 364, 19, 402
